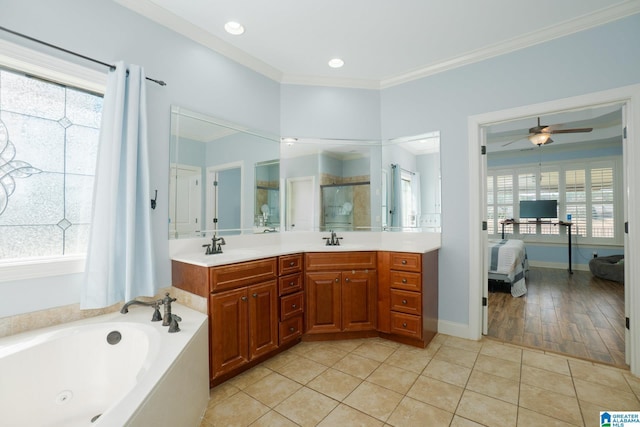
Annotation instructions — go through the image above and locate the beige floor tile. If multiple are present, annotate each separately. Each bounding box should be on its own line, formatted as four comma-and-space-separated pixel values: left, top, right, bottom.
332, 353, 381, 379
519, 383, 583, 425
343, 381, 404, 422
202, 391, 270, 427
455, 390, 518, 427
317, 404, 384, 427
625, 372, 640, 398
387, 396, 454, 427
406, 375, 464, 412
385, 347, 431, 374
579, 399, 608, 427
302, 346, 347, 366
306, 368, 363, 401
260, 351, 301, 370
352, 341, 397, 362
522, 349, 570, 375
244, 372, 302, 407
325, 338, 368, 353
449, 415, 486, 427
517, 407, 580, 427
273, 356, 328, 384
274, 387, 338, 427
227, 366, 273, 390
443, 336, 483, 353
465, 369, 520, 404
366, 364, 419, 394
573, 378, 640, 409
521, 364, 576, 397
250, 410, 299, 427
473, 354, 521, 381
208, 382, 241, 407
433, 344, 479, 368
479, 340, 522, 363
569, 359, 632, 391
422, 358, 472, 387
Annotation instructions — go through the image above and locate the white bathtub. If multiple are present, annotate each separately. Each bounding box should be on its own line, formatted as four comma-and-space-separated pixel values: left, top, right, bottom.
0, 302, 209, 427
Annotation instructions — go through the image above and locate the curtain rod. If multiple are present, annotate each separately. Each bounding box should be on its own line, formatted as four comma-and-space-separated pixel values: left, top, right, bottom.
0, 25, 166, 86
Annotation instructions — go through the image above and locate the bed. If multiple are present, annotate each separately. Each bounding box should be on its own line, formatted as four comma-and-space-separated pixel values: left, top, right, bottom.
488, 239, 529, 297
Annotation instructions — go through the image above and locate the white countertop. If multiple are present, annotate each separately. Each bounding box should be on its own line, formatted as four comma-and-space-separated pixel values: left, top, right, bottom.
170, 231, 441, 267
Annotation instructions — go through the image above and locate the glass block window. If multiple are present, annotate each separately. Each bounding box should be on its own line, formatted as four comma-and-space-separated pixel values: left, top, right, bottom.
0, 67, 102, 261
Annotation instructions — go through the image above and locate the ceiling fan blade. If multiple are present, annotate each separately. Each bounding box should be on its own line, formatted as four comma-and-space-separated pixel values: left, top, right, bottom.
549, 127, 593, 134
501, 135, 528, 147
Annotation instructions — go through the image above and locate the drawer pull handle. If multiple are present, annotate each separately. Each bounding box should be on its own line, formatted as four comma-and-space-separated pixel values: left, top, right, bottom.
402, 322, 408, 327
401, 259, 407, 265
402, 278, 407, 283
289, 261, 295, 266
252, 293, 258, 298
241, 296, 248, 302
289, 327, 295, 332
402, 299, 407, 304
292, 304, 297, 309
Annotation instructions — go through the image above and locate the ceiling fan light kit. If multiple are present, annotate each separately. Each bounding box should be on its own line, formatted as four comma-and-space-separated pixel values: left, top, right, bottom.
529, 133, 552, 146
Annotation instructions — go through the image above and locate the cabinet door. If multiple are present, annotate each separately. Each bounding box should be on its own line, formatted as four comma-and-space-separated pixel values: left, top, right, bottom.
342, 270, 377, 331
210, 288, 249, 379
248, 281, 279, 360
305, 271, 341, 334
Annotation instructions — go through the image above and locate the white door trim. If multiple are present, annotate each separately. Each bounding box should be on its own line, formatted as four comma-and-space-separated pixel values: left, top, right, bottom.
468, 84, 640, 376
206, 161, 244, 233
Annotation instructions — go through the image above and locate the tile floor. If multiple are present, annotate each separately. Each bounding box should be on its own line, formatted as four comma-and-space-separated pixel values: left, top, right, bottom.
199, 335, 640, 427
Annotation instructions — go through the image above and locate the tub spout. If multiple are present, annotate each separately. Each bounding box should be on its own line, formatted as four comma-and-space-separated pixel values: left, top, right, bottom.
120, 298, 163, 322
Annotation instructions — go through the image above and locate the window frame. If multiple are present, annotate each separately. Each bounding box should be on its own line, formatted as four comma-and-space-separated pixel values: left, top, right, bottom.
0, 39, 106, 282
487, 156, 623, 246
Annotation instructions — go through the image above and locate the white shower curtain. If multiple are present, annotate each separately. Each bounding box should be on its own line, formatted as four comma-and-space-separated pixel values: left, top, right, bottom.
82, 61, 156, 309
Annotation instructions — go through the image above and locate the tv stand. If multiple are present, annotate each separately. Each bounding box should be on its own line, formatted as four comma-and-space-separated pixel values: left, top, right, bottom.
499, 219, 573, 274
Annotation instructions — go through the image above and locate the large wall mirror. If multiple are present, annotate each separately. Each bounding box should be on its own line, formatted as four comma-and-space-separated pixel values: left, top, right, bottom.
381, 132, 441, 232
169, 106, 280, 238
280, 138, 382, 232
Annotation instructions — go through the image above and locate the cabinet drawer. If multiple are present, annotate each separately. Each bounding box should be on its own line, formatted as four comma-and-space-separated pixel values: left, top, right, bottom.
389, 252, 421, 272
390, 289, 422, 316
280, 292, 304, 320
390, 270, 422, 292
305, 252, 377, 271
279, 315, 303, 345
210, 258, 277, 293
278, 272, 303, 296
279, 254, 303, 276
390, 312, 422, 339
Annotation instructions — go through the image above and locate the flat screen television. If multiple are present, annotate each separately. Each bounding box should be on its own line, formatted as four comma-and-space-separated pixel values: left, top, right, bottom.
519, 200, 558, 219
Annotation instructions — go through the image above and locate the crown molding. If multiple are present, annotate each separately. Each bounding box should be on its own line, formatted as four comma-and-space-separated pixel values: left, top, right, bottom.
379, 1, 640, 89
116, 0, 640, 90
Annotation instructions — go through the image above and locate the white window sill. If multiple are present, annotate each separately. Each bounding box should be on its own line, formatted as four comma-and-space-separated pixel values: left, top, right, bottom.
0, 255, 86, 283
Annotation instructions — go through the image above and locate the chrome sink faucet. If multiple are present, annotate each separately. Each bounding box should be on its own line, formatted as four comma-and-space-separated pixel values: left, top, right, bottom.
323, 230, 343, 246
203, 233, 226, 254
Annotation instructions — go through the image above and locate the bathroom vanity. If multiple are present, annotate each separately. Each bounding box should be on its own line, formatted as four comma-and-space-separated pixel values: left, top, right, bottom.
171, 236, 439, 387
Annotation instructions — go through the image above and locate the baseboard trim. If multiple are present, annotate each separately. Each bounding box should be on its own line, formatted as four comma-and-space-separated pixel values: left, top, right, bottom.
437, 319, 476, 340
528, 261, 590, 272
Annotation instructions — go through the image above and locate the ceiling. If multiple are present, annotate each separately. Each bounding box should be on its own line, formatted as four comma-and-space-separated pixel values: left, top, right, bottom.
115, 0, 640, 89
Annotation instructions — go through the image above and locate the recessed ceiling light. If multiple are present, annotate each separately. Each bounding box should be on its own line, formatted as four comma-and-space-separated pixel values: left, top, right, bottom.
224, 21, 245, 35
328, 58, 344, 68
281, 137, 297, 145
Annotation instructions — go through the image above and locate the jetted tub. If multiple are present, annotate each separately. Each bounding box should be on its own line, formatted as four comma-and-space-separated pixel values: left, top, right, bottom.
0, 302, 209, 427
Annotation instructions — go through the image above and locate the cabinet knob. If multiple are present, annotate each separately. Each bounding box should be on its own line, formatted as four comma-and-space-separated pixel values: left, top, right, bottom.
335, 278, 340, 282
401, 259, 407, 265
252, 293, 258, 298
345, 277, 350, 282
289, 327, 295, 332
241, 296, 248, 302
402, 278, 407, 283
292, 304, 297, 309
289, 281, 295, 286
402, 322, 408, 328
402, 299, 407, 304
289, 261, 295, 267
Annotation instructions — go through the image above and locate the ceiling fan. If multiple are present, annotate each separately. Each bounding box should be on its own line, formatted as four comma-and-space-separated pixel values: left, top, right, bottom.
502, 117, 593, 147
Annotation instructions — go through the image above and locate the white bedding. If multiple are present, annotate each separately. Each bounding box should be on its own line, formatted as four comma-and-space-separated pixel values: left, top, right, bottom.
488, 239, 528, 297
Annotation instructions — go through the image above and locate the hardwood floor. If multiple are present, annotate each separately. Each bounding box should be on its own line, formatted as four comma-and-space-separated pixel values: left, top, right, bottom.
488, 267, 626, 367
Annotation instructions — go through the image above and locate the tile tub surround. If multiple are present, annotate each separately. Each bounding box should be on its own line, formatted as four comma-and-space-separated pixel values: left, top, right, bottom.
200, 335, 640, 427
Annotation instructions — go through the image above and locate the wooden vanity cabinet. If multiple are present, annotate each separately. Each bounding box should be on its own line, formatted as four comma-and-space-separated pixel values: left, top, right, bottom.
277, 254, 304, 345
305, 252, 377, 336
378, 250, 438, 347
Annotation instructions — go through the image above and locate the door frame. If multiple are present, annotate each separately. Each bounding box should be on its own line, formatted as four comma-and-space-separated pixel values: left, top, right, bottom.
467, 84, 640, 375
285, 176, 316, 231
206, 161, 244, 233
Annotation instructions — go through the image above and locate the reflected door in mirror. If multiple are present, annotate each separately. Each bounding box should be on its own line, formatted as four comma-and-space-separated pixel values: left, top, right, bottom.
208, 165, 242, 234
169, 164, 201, 238
286, 177, 315, 231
